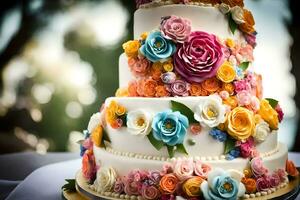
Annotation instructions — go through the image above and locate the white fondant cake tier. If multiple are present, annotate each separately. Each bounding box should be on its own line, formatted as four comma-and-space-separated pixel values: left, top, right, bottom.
134, 4, 244, 40
104, 97, 278, 158
93, 142, 288, 177
119, 53, 131, 88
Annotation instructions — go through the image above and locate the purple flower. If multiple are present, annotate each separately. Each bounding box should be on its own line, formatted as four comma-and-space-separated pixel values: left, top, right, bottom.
141, 185, 160, 200
161, 72, 176, 84
245, 33, 257, 48
149, 170, 161, 185
114, 178, 125, 194
167, 79, 190, 96
174, 31, 224, 83
238, 137, 254, 158
269, 173, 280, 187
161, 15, 191, 43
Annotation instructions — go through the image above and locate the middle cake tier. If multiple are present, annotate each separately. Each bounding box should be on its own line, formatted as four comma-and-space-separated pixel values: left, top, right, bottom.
103, 97, 278, 158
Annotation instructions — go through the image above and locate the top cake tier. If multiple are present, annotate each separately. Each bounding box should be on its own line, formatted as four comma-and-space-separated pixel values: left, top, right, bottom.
134, 4, 244, 40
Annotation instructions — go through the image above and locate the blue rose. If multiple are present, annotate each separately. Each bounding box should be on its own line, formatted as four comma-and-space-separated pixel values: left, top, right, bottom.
140, 31, 176, 62
226, 148, 241, 160
201, 168, 245, 200
152, 110, 189, 146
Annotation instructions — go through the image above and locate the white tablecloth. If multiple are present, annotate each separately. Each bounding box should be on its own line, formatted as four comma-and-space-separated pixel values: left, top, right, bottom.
4, 153, 300, 200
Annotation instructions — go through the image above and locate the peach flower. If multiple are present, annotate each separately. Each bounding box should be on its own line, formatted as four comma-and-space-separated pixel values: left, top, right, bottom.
128, 80, 139, 97
140, 78, 158, 97
159, 173, 179, 194
128, 57, 150, 77
150, 66, 163, 81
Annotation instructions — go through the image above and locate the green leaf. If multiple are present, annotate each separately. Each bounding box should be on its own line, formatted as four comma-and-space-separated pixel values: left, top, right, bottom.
176, 143, 188, 155
224, 137, 236, 154
167, 145, 175, 158
265, 98, 279, 109
147, 132, 165, 151
239, 62, 250, 71
62, 179, 76, 193
227, 13, 238, 34
171, 100, 197, 123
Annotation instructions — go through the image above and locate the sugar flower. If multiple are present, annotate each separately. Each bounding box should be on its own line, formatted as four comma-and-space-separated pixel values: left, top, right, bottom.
152, 110, 189, 146
140, 31, 176, 63
241, 177, 256, 193
253, 121, 270, 143
201, 168, 246, 200
93, 167, 117, 193
141, 185, 160, 200
159, 173, 179, 194
231, 6, 245, 24
128, 57, 150, 77
209, 129, 227, 142
114, 178, 125, 194
174, 31, 224, 83
160, 15, 191, 43
173, 158, 194, 181
217, 61, 236, 83
238, 137, 254, 158
182, 176, 204, 197
258, 99, 279, 130
236, 90, 251, 106
87, 112, 101, 134
250, 157, 268, 178
123, 40, 140, 58
168, 79, 190, 97
161, 72, 176, 84
286, 160, 299, 177
194, 95, 227, 128
194, 160, 212, 179
256, 176, 270, 192
82, 150, 97, 182
127, 109, 152, 136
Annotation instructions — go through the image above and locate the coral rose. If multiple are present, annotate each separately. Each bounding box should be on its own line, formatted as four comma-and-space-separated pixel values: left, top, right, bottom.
182, 177, 204, 197
217, 61, 236, 83
258, 99, 279, 130
190, 83, 209, 96
128, 80, 139, 97
159, 174, 179, 194
239, 9, 255, 34
122, 40, 140, 58
155, 85, 170, 97
286, 160, 299, 177
226, 107, 255, 140
128, 57, 150, 77
241, 177, 256, 193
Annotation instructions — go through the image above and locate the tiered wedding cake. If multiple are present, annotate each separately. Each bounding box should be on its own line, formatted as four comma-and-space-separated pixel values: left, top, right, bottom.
77, 1, 299, 199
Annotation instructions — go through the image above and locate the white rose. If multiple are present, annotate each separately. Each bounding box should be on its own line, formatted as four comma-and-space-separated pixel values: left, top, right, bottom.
126, 110, 152, 136
87, 112, 101, 133
194, 95, 227, 128
93, 167, 117, 193
218, 3, 231, 14
254, 121, 270, 143
231, 6, 245, 24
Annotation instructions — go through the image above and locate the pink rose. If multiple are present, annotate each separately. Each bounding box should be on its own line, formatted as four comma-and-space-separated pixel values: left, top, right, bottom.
141, 185, 160, 200
128, 57, 150, 77
114, 178, 125, 194
238, 137, 254, 158
234, 79, 251, 93
174, 31, 224, 83
274, 169, 287, 182
193, 160, 211, 179
275, 104, 284, 122
173, 158, 194, 181
251, 157, 268, 178
236, 90, 252, 106
167, 79, 190, 96
162, 163, 173, 175
247, 96, 260, 112
256, 176, 270, 191
161, 15, 191, 43
124, 179, 140, 196
269, 173, 280, 187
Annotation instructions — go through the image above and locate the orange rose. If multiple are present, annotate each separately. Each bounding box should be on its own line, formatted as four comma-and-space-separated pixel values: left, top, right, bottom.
241, 177, 256, 193
286, 160, 299, 177
143, 78, 158, 97
128, 80, 139, 97
201, 77, 222, 94
160, 174, 179, 194
221, 0, 244, 7
155, 85, 170, 97
190, 83, 209, 96
223, 96, 238, 109
222, 83, 235, 95
239, 9, 255, 34
150, 65, 163, 81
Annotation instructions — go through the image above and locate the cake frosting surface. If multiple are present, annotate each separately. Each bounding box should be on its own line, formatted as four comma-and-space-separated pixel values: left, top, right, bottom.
77, 1, 299, 200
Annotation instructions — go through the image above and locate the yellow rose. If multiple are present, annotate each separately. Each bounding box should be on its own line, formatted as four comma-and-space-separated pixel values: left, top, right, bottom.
122, 40, 140, 58
116, 105, 126, 116
91, 125, 103, 147
258, 99, 279, 130
115, 87, 129, 97
163, 62, 174, 72
140, 32, 148, 40
182, 177, 204, 197
217, 61, 236, 83
226, 107, 255, 140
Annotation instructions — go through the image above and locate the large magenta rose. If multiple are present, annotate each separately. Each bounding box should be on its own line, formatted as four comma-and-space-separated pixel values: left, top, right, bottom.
174, 31, 224, 83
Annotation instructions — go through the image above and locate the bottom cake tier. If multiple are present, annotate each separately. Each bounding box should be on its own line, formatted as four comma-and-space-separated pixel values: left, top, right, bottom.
77, 142, 300, 200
